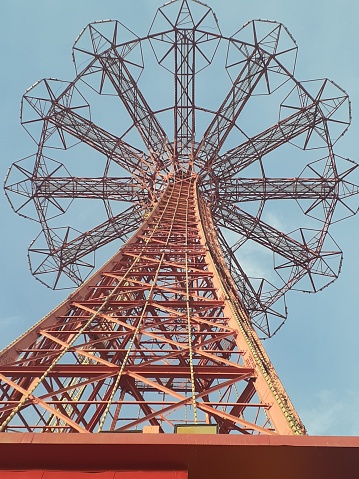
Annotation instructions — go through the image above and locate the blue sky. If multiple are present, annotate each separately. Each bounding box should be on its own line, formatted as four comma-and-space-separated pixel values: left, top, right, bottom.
1, 0, 359, 435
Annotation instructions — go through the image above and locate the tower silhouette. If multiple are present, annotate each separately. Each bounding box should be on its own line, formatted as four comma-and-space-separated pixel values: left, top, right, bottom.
1, 0, 357, 434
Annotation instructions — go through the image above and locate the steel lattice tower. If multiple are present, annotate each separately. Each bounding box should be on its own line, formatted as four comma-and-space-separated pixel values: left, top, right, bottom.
1, 0, 358, 434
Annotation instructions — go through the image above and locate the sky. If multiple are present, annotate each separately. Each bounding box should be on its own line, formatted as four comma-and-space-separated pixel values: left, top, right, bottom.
0, 0, 359, 436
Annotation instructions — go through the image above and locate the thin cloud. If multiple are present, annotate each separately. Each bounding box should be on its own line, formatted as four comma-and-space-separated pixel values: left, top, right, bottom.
301, 389, 359, 436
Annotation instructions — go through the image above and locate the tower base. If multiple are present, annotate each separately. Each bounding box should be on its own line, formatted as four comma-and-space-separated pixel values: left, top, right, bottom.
0, 433, 358, 479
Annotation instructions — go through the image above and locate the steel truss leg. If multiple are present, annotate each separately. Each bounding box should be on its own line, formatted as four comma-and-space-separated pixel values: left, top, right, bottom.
0, 175, 305, 435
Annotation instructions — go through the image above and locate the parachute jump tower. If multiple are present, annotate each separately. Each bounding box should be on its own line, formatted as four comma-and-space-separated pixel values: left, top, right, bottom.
1, 1, 359, 476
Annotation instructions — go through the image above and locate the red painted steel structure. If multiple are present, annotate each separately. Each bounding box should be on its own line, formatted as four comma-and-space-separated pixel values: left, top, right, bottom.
1, 0, 358, 436
0, 175, 304, 434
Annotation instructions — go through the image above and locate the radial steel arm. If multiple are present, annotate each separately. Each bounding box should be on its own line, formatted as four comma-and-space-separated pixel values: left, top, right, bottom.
47, 105, 154, 180
212, 103, 323, 179
36, 205, 142, 266
199, 197, 288, 339
29, 204, 143, 287
215, 204, 319, 266
196, 45, 272, 171
30, 177, 148, 202
99, 52, 173, 171
173, 29, 196, 167
217, 177, 342, 202
211, 223, 286, 337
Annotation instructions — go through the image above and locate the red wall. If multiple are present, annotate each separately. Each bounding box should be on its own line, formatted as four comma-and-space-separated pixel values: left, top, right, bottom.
0, 472, 188, 479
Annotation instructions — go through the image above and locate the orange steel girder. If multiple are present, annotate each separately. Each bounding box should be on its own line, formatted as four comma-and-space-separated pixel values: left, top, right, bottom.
0, 175, 305, 435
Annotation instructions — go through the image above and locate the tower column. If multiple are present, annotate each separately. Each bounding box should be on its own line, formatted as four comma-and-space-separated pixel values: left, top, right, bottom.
0, 176, 304, 435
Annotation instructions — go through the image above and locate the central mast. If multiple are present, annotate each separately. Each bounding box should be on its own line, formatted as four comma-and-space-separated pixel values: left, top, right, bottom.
0, 175, 304, 434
